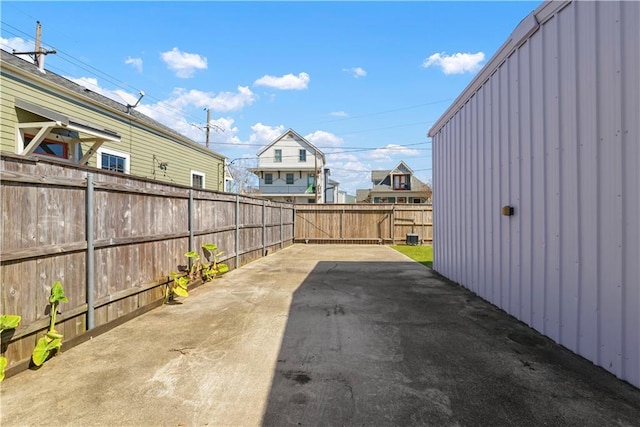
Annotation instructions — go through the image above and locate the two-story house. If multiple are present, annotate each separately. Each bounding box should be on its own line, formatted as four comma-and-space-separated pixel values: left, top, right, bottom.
356, 161, 432, 204
251, 129, 327, 203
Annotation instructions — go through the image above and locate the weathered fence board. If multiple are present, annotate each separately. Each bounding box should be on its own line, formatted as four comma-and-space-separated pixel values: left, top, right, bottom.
1, 154, 294, 374
294, 204, 433, 244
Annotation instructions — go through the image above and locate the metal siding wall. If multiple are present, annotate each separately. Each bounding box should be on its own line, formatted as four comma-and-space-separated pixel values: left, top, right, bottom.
596, 0, 624, 377
508, 55, 521, 318
575, 0, 600, 365
432, 0, 640, 388
621, 0, 640, 387
557, 5, 581, 353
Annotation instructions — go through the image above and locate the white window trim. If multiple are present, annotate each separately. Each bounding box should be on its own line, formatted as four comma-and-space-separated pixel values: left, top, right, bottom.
190, 170, 206, 189
97, 147, 130, 174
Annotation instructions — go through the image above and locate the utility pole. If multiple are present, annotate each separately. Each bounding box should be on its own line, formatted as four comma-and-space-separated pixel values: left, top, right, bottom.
13, 21, 57, 72
205, 108, 211, 148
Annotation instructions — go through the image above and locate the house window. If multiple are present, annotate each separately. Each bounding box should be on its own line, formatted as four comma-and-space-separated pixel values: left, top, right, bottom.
97, 147, 130, 173
191, 171, 205, 189
393, 174, 410, 190
299, 149, 306, 162
265, 173, 273, 184
23, 134, 69, 159
374, 197, 395, 204
397, 197, 407, 204
286, 173, 294, 185
274, 149, 282, 163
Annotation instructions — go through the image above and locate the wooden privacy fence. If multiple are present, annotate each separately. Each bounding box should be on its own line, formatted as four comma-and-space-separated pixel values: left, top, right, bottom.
0, 154, 294, 374
294, 204, 433, 244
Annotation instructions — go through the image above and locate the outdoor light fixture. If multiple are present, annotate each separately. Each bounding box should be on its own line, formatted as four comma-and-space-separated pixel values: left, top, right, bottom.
502, 205, 515, 216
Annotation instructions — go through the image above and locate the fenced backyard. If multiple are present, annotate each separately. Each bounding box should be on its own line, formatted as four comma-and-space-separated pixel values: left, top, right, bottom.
0, 153, 432, 377
0, 154, 294, 375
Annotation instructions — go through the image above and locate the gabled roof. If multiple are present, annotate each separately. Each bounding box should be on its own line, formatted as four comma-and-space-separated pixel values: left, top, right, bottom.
371, 175, 430, 193
368, 160, 430, 193
1, 49, 225, 160
388, 160, 414, 175
257, 128, 326, 163
371, 161, 415, 184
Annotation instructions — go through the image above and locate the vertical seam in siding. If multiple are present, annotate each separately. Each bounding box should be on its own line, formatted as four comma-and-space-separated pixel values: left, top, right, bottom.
595, 3, 602, 365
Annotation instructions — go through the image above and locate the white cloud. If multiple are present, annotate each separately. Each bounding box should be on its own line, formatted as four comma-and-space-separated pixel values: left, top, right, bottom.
254, 72, 310, 90
305, 130, 344, 148
342, 67, 367, 78
249, 123, 286, 147
66, 76, 135, 105
204, 117, 245, 147
329, 111, 349, 118
422, 51, 485, 75
57, 74, 258, 146
365, 144, 421, 162
125, 57, 143, 73
160, 47, 207, 78
326, 158, 372, 195
1, 37, 34, 60
136, 87, 255, 143
166, 86, 256, 112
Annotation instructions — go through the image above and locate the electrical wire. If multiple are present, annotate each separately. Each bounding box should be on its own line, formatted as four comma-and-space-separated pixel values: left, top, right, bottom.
2, 19, 441, 150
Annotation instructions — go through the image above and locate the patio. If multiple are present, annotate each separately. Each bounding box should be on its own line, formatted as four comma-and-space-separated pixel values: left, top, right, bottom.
2, 245, 639, 426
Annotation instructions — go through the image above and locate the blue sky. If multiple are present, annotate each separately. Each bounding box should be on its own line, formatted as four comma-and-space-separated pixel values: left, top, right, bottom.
1, 1, 540, 194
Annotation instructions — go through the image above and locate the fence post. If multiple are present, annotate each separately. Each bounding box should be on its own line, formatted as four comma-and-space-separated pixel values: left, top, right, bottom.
340, 208, 344, 239
235, 194, 240, 269
86, 173, 95, 330
188, 189, 194, 271
280, 205, 283, 249
391, 205, 396, 244
292, 205, 296, 242
422, 208, 425, 244
262, 200, 267, 256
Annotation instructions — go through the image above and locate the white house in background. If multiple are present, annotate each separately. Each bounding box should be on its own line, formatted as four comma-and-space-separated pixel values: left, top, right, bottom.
252, 129, 331, 204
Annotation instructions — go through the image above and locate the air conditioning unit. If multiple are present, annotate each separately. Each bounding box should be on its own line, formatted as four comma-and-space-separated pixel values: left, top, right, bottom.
406, 233, 419, 246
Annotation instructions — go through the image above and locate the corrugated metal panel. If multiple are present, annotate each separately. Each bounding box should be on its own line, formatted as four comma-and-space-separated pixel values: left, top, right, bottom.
431, 0, 640, 388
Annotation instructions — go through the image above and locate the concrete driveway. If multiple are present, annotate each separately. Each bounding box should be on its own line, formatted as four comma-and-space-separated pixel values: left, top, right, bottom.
2, 244, 640, 427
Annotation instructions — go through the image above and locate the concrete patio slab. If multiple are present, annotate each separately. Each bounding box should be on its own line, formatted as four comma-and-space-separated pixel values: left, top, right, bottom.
1, 244, 639, 426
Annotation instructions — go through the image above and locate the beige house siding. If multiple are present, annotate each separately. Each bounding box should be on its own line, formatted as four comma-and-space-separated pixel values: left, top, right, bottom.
1, 52, 225, 190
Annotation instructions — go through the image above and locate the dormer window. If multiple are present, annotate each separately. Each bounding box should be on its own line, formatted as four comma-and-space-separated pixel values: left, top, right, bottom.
393, 174, 410, 190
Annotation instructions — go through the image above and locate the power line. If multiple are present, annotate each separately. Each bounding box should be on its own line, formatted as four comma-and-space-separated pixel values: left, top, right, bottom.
317, 98, 454, 124
1, 19, 442, 146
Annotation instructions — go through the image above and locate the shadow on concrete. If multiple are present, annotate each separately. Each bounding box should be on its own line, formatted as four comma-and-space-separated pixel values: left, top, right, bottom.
261, 261, 640, 426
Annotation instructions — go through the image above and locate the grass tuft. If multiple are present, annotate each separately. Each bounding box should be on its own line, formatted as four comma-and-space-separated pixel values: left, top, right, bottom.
391, 244, 433, 269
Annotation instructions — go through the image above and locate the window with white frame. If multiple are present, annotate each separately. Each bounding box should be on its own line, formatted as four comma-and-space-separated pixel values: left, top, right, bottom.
274, 149, 282, 163
97, 147, 130, 173
286, 173, 294, 185
265, 173, 273, 184
191, 171, 205, 189
393, 174, 410, 190
299, 149, 306, 162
